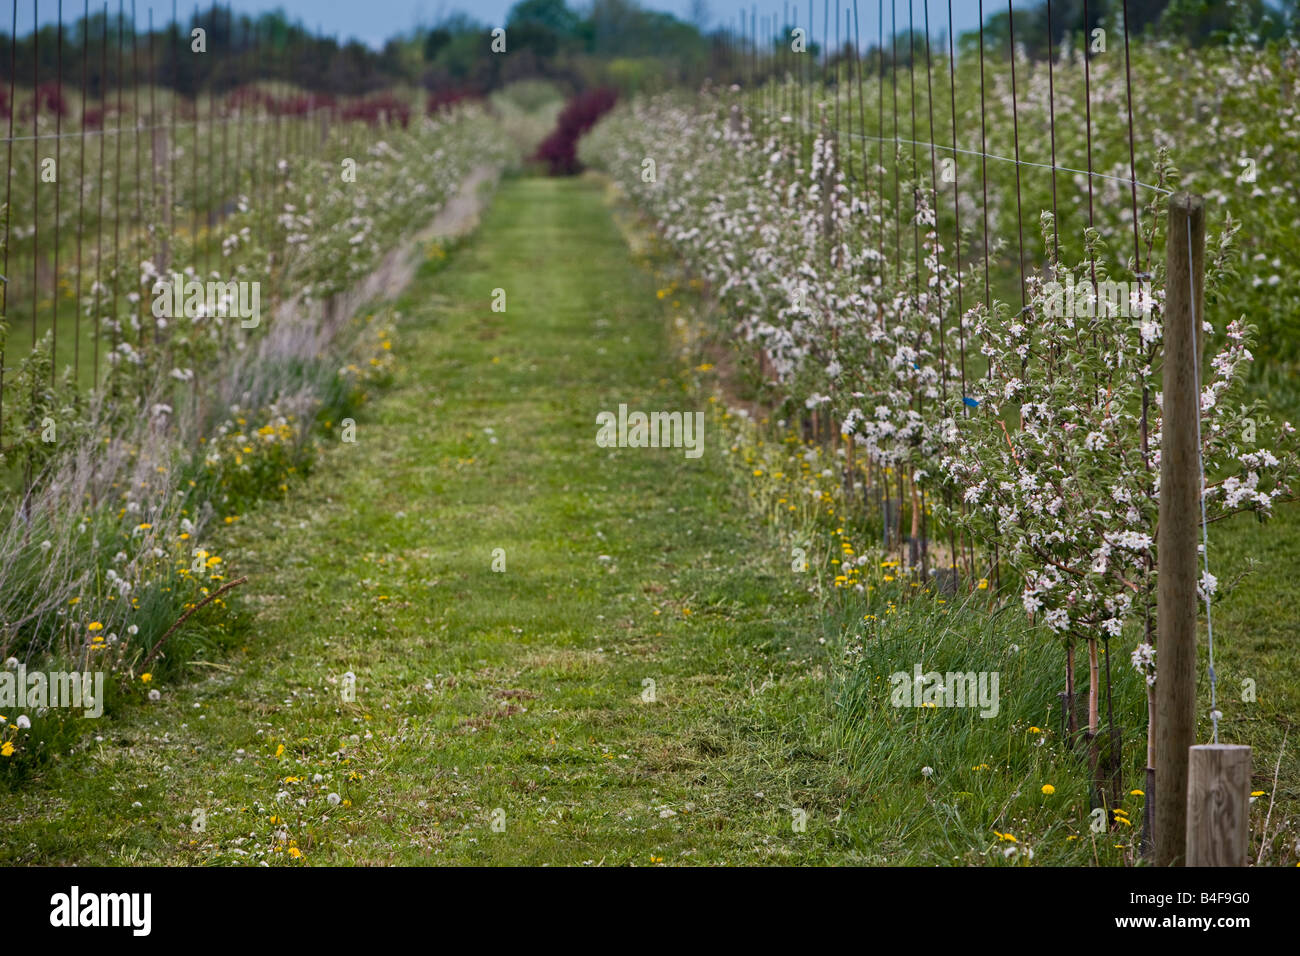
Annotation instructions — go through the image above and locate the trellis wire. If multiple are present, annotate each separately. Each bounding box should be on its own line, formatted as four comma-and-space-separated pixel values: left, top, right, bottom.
0, 0, 415, 482
715, 0, 1232, 836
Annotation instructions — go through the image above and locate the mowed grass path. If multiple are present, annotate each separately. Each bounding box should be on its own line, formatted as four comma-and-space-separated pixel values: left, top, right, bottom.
5, 177, 851, 865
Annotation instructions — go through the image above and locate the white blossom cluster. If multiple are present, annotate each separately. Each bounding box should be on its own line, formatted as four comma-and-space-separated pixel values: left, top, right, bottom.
584, 91, 1297, 681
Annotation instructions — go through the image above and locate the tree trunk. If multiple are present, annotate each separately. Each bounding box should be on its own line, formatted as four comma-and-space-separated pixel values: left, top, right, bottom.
1065, 642, 1078, 738
1088, 638, 1100, 735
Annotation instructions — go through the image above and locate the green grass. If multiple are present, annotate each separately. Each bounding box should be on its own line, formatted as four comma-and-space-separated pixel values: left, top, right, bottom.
2, 174, 1295, 866
1197, 501, 1300, 864
1, 176, 842, 865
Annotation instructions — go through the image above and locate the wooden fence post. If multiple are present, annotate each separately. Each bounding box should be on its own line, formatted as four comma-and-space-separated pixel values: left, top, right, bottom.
1155, 191, 1204, 867
1187, 744, 1251, 866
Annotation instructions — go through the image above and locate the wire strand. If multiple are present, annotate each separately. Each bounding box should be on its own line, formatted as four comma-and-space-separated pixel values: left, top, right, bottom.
755, 107, 1175, 195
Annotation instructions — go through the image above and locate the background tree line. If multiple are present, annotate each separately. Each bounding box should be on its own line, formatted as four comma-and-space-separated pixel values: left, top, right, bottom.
1, 0, 1295, 105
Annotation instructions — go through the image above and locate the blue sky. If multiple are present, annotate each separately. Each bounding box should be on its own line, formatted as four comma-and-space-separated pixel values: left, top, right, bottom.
12, 0, 1022, 50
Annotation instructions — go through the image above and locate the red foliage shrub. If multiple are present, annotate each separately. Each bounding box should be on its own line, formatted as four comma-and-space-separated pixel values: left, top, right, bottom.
272, 92, 336, 117
226, 86, 275, 112
276, 95, 311, 117
37, 82, 70, 118
19, 83, 70, 119
532, 87, 618, 176
426, 88, 478, 116
340, 93, 411, 128
225, 88, 336, 118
